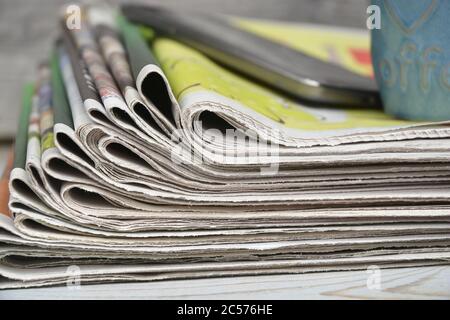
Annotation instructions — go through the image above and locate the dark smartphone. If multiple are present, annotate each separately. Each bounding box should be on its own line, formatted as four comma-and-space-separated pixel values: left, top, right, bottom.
122, 5, 381, 108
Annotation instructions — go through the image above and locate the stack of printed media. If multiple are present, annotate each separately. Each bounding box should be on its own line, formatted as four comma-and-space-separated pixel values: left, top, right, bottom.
1, 5, 450, 289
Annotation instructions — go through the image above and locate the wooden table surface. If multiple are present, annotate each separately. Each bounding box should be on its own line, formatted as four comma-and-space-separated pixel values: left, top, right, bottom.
1, 266, 449, 299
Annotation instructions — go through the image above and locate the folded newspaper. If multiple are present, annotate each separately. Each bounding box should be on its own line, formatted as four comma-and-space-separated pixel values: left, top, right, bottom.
1, 5, 450, 289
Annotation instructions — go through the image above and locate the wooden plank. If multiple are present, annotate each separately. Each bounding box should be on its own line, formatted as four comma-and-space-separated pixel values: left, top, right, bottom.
1, 266, 449, 299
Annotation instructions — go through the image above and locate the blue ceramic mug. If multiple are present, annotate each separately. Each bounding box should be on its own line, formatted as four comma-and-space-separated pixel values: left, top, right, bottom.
371, 0, 450, 121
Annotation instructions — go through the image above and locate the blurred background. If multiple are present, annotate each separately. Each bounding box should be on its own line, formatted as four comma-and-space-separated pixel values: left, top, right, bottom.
0, 0, 368, 139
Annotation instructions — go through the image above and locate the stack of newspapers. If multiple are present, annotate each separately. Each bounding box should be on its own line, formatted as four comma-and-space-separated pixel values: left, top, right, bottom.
1, 5, 450, 289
